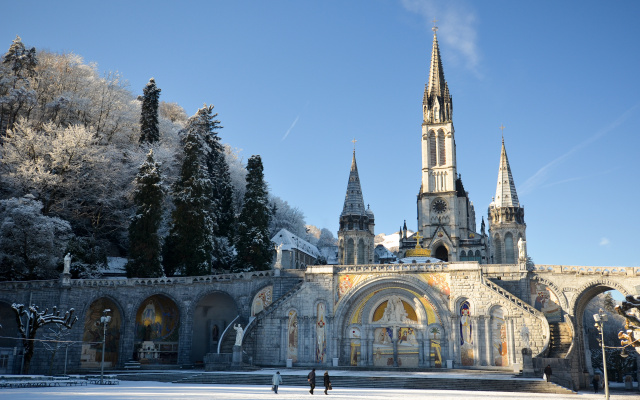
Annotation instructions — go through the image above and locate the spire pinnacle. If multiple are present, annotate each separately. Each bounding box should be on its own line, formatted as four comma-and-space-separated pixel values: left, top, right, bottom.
494, 137, 520, 208
424, 26, 452, 123
341, 149, 366, 217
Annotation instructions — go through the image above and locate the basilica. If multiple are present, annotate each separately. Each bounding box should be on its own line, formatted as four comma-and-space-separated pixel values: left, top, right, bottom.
0, 29, 639, 393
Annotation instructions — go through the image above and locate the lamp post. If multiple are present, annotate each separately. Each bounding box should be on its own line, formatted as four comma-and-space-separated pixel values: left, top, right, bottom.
100, 309, 111, 385
594, 308, 609, 400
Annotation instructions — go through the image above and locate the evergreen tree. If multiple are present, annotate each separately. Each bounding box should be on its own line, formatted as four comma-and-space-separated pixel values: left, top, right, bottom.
126, 150, 164, 278
184, 105, 235, 271
0, 36, 38, 135
603, 291, 616, 313
235, 155, 272, 271
139, 78, 161, 143
163, 114, 215, 276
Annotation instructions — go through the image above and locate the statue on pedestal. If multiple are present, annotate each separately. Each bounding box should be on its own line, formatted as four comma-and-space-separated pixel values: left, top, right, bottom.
63, 253, 71, 274
234, 324, 243, 346
518, 238, 527, 262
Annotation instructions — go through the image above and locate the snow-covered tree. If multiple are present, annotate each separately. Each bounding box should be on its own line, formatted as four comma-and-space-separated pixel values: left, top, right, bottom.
127, 150, 164, 278
0, 36, 38, 135
12, 303, 77, 374
235, 155, 272, 271
603, 291, 616, 313
139, 78, 161, 143
316, 228, 338, 248
159, 101, 187, 123
269, 196, 307, 238
0, 195, 72, 281
163, 114, 215, 276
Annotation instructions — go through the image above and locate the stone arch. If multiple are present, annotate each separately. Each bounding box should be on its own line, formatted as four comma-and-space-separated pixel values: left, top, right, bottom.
191, 290, 238, 364
432, 241, 449, 262
530, 275, 569, 311
80, 296, 124, 370
334, 274, 450, 367
567, 279, 632, 388
133, 293, 181, 365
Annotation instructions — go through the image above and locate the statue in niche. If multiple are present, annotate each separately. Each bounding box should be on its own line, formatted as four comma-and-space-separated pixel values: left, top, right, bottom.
63, 253, 71, 274
212, 324, 219, 343
379, 295, 408, 324
234, 324, 243, 346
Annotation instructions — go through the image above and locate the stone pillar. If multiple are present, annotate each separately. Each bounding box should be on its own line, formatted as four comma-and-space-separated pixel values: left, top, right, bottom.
472, 316, 481, 366
484, 316, 492, 366
232, 345, 242, 366
177, 300, 193, 366
451, 316, 460, 366
418, 330, 426, 367
507, 317, 516, 365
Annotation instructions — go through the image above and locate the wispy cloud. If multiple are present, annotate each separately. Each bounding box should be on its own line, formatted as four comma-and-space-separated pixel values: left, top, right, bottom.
519, 103, 640, 195
401, 0, 479, 73
281, 101, 310, 141
599, 237, 610, 246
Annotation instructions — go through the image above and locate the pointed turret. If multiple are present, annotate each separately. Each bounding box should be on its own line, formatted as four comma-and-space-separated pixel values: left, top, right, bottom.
341, 151, 366, 217
494, 138, 520, 208
488, 135, 526, 264
423, 30, 452, 123
338, 150, 375, 265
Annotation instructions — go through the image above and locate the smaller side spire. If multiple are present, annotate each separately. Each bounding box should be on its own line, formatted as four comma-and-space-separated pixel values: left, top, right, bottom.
494, 137, 520, 208
341, 150, 366, 217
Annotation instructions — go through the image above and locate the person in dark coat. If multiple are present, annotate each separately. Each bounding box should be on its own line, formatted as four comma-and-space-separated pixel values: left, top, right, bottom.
592, 374, 600, 393
544, 364, 552, 382
307, 368, 316, 395
323, 371, 331, 395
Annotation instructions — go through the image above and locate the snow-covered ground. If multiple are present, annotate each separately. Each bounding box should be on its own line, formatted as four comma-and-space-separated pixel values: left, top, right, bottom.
1, 380, 637, 400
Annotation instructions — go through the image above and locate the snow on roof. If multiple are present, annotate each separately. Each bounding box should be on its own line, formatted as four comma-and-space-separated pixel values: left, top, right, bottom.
374, 244, 395, 259
271, 228, 320, 258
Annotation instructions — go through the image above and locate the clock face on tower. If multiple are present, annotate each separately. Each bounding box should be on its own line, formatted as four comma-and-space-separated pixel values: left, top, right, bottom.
432, 198, 447, 214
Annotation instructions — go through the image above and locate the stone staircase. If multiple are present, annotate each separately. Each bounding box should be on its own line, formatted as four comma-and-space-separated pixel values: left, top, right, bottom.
171, 371, 575, 394
547, 322, 572, 358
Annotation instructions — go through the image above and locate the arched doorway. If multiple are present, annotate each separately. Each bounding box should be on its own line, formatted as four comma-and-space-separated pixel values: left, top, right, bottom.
134, 295, 180, 365
434, 245, 448, 261
0, 302, 19, 374
81, 298, 122, 370
191, 292, 238, 364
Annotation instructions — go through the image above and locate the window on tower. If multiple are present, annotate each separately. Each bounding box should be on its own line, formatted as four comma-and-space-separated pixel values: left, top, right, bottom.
438, 131, 446, 165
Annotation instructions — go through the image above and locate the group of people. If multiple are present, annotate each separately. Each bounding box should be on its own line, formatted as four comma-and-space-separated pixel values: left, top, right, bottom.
271, 368, 332, 395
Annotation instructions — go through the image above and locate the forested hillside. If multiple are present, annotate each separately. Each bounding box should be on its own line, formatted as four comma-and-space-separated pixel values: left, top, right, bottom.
0, 36, 320, 280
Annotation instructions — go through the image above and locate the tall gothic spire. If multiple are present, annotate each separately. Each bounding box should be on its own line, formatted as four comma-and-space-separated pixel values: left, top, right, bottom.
423, 28, 453, 123
494, 138, 520, 208
341, 151, 366, 216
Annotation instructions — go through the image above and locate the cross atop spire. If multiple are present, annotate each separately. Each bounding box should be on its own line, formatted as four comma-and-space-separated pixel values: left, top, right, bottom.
432, 18, 438, 33
352, 138, 357, 152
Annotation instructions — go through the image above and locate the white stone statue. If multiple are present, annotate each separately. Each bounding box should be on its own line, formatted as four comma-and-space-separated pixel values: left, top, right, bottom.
518, 238, 527, 261
63, 253, 71, 274
233, 324, 243, 346
379, 295, 408, 324
275, 243, 283, 269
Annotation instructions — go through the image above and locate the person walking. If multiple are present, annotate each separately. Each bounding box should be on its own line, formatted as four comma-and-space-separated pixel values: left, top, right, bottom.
307, 368, 316, 394
592, 374, 600, 394
272, 371, 282, 394
543, 364, 552, 382
323, 371, 331, 395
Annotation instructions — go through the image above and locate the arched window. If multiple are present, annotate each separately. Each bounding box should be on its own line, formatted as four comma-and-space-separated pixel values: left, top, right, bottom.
438, 131, 446, 166
460, 250, 467, 261
429, 131, 437, 167
494, 235, 502, 264
475, 250, 481, 262
504, 233, 514, 264
346, 238, 355, 265
357, 239, 365, 265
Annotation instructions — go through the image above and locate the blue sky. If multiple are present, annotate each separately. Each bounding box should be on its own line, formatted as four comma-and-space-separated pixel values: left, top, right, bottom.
3, 1, 639, 267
